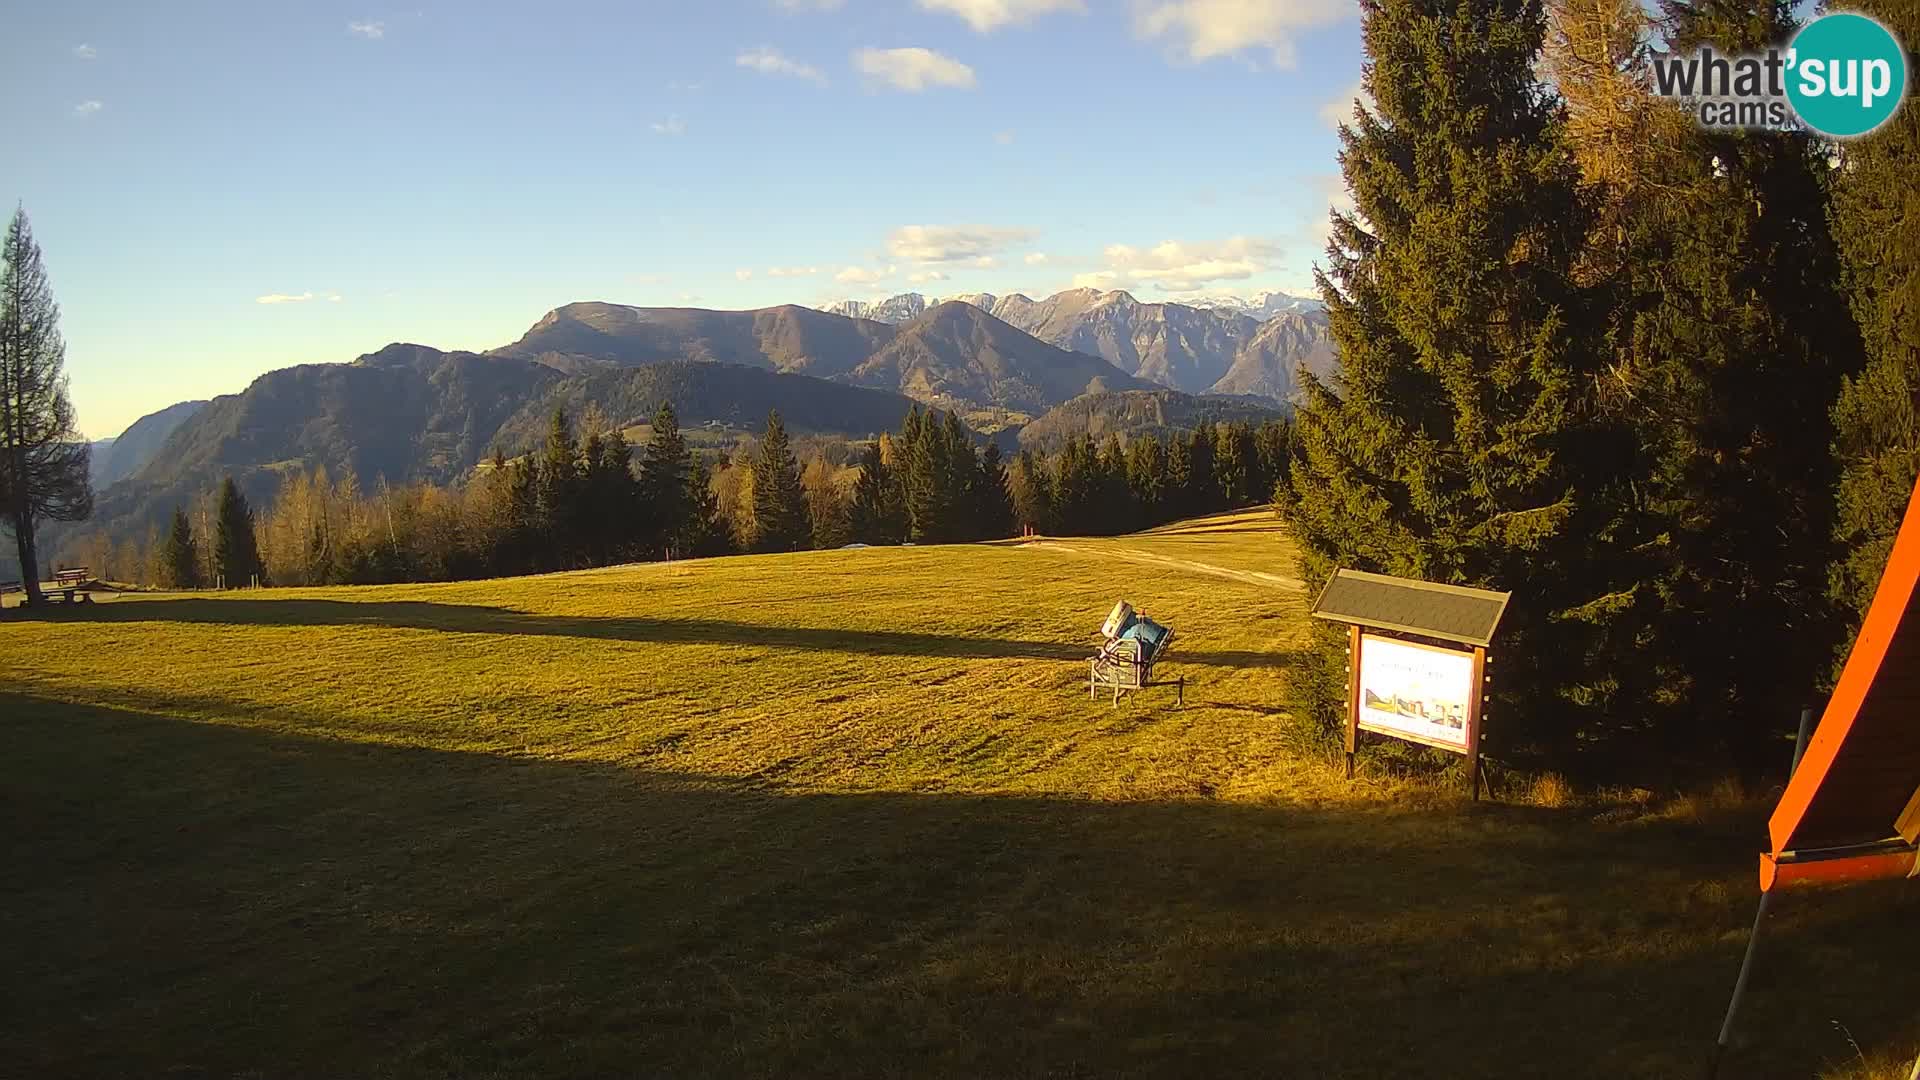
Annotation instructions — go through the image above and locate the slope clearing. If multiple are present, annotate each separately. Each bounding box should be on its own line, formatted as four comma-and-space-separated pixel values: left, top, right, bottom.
3, 512, 1914, 1078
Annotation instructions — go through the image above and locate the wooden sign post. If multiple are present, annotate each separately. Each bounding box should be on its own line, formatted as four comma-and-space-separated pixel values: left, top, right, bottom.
1313, 569, 1510, 799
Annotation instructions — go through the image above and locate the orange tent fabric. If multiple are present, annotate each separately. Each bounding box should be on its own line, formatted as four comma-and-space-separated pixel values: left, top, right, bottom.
1762, 473, 1920, 888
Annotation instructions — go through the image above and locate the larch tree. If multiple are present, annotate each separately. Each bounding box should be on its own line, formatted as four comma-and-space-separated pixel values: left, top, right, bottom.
0, 208, 91, 601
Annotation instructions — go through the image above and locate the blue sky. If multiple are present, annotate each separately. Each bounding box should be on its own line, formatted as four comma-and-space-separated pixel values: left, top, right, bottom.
7, 0, 1366, 438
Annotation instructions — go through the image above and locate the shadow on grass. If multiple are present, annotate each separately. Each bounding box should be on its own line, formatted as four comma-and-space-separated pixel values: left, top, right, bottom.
5, 691, 1917, 1079
14, 597, 1292, 668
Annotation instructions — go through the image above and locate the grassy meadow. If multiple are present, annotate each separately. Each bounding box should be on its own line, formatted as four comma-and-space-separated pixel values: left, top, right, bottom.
3, 511, 1916, 1078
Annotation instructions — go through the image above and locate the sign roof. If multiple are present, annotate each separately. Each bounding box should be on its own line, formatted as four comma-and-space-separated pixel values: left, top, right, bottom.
1310, 569, 1510, 648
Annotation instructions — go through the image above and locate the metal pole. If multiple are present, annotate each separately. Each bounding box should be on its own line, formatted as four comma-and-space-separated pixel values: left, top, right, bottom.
1707, 707, 1817, 1077
1791, 706, 1814, 774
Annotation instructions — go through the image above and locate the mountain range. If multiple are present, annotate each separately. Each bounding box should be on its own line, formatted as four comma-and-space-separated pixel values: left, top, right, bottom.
57, 288, 1340, 561
822, 288, 1336, 402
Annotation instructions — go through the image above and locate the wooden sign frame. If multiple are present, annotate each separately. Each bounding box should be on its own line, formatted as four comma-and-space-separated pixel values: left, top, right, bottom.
1343, 624, 1487, 797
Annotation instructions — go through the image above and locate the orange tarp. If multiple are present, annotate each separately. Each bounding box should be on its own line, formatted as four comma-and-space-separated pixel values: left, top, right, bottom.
1761, 473, 1920, 889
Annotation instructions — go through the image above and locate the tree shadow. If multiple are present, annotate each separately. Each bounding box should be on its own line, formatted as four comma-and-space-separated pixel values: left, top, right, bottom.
18, 597, 1295, 669
5, 691, 1916, 1079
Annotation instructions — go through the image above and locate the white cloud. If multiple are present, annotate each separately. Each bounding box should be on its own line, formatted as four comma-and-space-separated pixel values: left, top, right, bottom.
970, 255, 998, 269
256, 292, 315, 305
835, 264, 897, 285
735, 269, 755, 280
73, 101, 104, 118
327, 293, 344, 302
1133, 0, 1352, 66
1073, 235, 1279, 292
667, 80, 704, 92
853, 47, 976, 91
651, 116, 686, 135
994, 130, 1015, 144
908, 270, 950, 284
887, 224, 1033, 262
347, 20, 385, 39
1318, 78, 1372, 129
1024, 252, 1050, 265
767, 266, 823, 277
736, 47, 827, 84
775, 0, 844, 9
916, 0, 1085, 32
73, 43, 97, 60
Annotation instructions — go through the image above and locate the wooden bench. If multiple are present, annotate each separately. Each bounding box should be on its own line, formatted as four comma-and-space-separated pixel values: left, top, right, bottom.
48, 567, 94, 604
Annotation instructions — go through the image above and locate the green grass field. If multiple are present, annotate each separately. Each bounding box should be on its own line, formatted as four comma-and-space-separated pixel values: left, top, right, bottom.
4, 512, 1915, 1078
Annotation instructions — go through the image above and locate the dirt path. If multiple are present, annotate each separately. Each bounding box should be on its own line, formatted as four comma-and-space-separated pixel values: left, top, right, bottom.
1021, 540, 1306, 593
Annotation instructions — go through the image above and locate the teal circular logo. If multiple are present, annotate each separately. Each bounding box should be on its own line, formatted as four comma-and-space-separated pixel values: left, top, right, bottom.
1786, 12, 1908, 137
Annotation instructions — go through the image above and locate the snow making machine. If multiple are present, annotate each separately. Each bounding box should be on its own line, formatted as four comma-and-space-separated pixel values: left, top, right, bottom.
1090, 601, 1182, 707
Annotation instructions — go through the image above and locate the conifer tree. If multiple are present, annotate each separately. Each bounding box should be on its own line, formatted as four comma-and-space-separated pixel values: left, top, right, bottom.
1052, 434, 1097, 535
639, 401, 693, 557
0, 208, 91, 603
1126, 434, 1168, 525
1164, 433, 1194, 522
1097, 434, 1131, 534
849, 441, 908, 544
676, 455, 729, 557
974, 442, 1015, 539
1185, 425, 1215, 518
1008, 449, 1054, 535
581, 426, 639, 564
534, 409, 584, 567
941, 412, 979, 540
212, 476, 263, 588
161, 506, 199, 589
751, 410, 807, 552
1827, 0, 1920, 624
1604, 0, 1866, 755
1285, 0, 1616, 756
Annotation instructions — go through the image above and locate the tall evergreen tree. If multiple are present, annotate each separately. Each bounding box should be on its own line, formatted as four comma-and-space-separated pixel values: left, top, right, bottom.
1596, 0, 1867, 757
1185, 425, 1216, 518
848, 441, 908, 544
1285, 0, 1618, 758
581, 426, 639, 564
1051, 434, 1098, 535
161, 506, 199, 589
974, 442, 1015, 540
212, 476, 263, 588
751, 410, 807, 552
676, 454, 729, 558
941, 412, 980, 540
640, 401, 693, 557
904, 409, 960, 543
0, 209, 91, 603
1126, 433, 1168, 525
1164, 432, 1194, 522
1827, 0, 1920, 625
1008, 449, 1054, 535
534, 409, 585, 568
